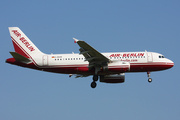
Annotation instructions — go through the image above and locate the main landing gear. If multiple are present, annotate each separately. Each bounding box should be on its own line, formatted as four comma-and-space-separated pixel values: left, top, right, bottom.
91, 75, 98, 88
147, 72, 152, 83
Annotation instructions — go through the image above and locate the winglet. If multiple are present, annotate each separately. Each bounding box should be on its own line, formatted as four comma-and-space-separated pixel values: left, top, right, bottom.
73, 38, 79, 43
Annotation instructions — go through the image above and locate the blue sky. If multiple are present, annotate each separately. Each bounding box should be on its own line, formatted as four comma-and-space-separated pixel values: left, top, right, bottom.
1, 0, 179, 120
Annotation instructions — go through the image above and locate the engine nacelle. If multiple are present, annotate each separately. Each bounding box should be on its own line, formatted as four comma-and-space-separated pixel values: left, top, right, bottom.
103, 61, 130, 73
100, 74, 125, 83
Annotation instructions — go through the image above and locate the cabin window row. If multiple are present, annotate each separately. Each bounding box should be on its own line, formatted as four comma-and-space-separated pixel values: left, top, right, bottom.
54, 56, 146, 61
55, 58, 85, 61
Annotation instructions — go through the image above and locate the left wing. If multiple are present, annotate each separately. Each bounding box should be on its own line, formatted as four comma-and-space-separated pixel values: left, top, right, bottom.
73, 38, 111, 69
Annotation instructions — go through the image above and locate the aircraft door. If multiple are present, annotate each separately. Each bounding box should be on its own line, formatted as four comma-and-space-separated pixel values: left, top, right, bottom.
147, 52, 153, 62
43, 55, 48, 66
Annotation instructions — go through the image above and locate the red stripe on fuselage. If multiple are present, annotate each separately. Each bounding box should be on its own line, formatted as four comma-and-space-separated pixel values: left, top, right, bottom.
6, 58, 40, 70
130, 62, 174, 72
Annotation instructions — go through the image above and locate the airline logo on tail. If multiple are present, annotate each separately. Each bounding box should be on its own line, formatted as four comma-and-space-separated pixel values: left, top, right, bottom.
12, 30, 35, 52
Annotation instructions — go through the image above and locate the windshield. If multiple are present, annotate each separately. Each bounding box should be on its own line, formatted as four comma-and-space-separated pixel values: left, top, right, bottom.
159, 55, 165, 58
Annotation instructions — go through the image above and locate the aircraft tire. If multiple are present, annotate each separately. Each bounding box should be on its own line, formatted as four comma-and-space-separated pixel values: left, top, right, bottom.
91, 82, 97, 88
148, 78, 152, 83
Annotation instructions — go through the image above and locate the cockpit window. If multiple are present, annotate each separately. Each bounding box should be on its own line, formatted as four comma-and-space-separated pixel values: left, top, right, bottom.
159, 55, 165, 58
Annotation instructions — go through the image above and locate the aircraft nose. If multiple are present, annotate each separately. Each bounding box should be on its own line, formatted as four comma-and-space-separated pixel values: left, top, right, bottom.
167, 59, 174, 68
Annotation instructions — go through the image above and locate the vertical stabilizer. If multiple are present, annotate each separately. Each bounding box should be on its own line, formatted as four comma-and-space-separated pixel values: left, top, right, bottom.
9, 27, 44, 58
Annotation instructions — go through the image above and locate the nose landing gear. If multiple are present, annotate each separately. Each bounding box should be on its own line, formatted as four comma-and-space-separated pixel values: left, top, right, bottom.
148, 78, 152, 82
147, 72, 152, 83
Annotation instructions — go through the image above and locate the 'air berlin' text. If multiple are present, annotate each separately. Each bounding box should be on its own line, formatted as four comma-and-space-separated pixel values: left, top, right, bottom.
12, 30, 35, 52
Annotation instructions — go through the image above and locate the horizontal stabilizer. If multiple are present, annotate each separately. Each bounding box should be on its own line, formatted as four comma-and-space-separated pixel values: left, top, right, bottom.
9, 52, 31, 63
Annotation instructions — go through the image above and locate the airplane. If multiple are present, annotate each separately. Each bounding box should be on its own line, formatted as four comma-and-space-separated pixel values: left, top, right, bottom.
6, 27, 174, 88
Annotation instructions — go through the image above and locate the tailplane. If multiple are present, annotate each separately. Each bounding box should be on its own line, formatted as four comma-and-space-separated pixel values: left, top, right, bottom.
9, 52, 32, 63
9, 27, 44, 58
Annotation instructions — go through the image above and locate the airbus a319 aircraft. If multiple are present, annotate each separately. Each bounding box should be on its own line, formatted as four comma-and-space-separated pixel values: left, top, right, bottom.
6, 27, 174, 88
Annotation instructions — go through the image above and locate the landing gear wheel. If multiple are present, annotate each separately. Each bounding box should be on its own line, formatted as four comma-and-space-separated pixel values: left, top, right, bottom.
93, 75, 98, 81
91, 82, 97, 88
148, 78, 152, 83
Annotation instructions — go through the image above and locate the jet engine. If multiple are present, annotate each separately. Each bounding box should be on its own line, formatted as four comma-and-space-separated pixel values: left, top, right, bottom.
100, 74, 125, 83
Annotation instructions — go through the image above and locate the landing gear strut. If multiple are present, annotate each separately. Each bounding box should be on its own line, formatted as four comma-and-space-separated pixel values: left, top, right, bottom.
147, 72, 152, 83
91, 75, 98, 88
93, 75, 98, 81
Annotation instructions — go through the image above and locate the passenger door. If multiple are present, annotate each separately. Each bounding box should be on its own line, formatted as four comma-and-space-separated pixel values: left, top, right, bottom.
147, 52, 153, 62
